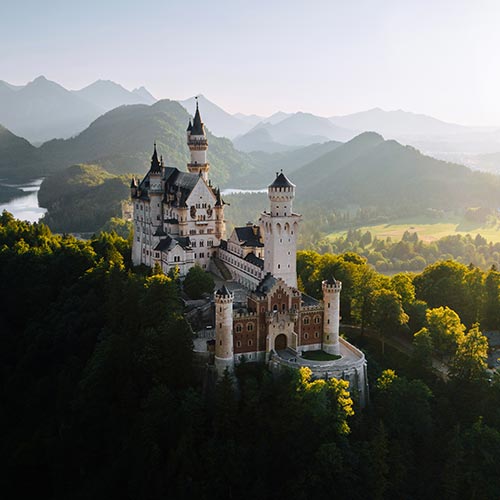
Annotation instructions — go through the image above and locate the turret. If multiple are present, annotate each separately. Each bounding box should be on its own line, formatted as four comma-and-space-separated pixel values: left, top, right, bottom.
213, 187, 226, 240
259, 170, 301, 288
322, 277, 342, 355
214, 285, 234, 375
130, 177, 138, 198
187, 98, 210, 181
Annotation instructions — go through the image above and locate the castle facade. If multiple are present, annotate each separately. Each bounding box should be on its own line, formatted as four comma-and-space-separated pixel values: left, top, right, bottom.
131, 103, 368, 406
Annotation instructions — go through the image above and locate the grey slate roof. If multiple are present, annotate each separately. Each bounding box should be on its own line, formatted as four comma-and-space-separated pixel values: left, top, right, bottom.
244, 252, 264, 269
216, 285, 232, 297
154, 235, 192, 252
234, 225, 263, 247
254, 272, 277, 296
269, 170, 295, 189
301, 293, 320, 307
191, 102, 205, 136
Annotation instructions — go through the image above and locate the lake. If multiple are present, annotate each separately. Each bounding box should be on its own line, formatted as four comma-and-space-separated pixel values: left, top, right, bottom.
0, 179, 47, 223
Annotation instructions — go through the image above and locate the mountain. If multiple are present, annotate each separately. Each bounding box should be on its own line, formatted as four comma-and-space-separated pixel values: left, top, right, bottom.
235, 112, 356, 151
74, 80, 156, 111
233, 113, 265, 127
233, 127, 295, 153
0, 76, 157, 143
291, 132, 500, 211
0, 76, 102, 143
132, 86, 156, 104
329, 107, 468, 139
179, 95, 254, 139
35, 99, 254, 186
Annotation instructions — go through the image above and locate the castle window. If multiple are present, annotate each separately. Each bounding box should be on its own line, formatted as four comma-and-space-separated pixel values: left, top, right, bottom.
200, 253, 205, 258
278, 264, 281, 269
192, 241, 196, 247
328, 319, 330, 324
235, 324, 242, 333
282, 304, 286, 311
248, 339, 253, 347
304, 333, 309, 339
199, 240, 204, 247
208, 240, 213, 247
220, 340, 222, 346
219, 323, 222, 328
328, 302, 331, 308
314, 332, 320, 338
237, 341, 241, 347
303, 317, 310, 325
247, 323, 254, 331
314, 316, 321, 324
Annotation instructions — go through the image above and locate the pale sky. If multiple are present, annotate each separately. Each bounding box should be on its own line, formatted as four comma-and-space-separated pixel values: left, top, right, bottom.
1, 0, 500, 125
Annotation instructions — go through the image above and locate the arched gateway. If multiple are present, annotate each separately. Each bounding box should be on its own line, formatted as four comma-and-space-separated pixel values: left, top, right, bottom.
275, 334, 287, 351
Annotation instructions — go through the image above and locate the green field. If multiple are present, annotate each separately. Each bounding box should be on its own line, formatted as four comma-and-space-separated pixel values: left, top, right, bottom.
327, 216, 500, 243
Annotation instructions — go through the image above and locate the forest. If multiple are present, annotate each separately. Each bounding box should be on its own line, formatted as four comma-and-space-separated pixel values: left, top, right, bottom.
2, 211, 500, 500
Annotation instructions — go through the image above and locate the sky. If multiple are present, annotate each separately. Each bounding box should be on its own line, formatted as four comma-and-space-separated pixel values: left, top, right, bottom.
1, 0, 500, 125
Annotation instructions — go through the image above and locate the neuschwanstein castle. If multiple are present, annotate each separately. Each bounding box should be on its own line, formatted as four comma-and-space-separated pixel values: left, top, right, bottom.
131, 103, 368, 405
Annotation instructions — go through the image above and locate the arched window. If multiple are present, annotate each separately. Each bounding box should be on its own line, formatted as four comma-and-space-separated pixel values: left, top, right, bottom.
247, 323, 254, 332
303, 317, 310, 325
235, 324, 242, 333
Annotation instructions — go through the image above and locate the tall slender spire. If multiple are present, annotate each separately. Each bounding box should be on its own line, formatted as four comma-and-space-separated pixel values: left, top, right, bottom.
150, 141, 161, 172
191, 97, 205, 135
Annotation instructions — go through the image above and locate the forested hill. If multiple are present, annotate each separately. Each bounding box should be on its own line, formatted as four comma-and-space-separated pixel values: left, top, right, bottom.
37, 99, 255, 186
0, 125, 49, 180
291, 132, 500, 211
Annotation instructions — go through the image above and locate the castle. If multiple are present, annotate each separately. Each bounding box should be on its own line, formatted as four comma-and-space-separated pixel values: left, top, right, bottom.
131, 102, 368, 406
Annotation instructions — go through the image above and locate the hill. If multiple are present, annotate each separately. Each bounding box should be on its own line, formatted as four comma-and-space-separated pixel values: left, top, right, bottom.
33, 99, 255, 186
0, 125, 50, 181
38, 164, 130, 232
233, 127, 295, 153
0, 76, 157, 143
291, 132, 500, 212
236, 112, 356, 151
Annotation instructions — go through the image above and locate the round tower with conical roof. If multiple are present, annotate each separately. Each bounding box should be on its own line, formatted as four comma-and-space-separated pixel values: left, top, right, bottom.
186, 98, 210, 182
322, 277, 342, 355
214, 285, 234, 374
259, 170, 302, 288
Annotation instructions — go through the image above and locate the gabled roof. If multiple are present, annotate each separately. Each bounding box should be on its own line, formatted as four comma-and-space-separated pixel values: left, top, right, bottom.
153, 226, 167, 236
269, 170, 294, 189
234, 225, 263, 248
244, 252, 264, 269
154, 235, 192, 253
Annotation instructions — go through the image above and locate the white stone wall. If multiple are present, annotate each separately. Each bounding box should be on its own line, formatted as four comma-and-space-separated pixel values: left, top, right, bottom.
323, 282, 341, 356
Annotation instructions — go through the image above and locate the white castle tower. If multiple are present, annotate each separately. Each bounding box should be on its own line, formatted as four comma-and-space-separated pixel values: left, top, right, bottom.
214, 285, 234, 375
322, 278, 342, 355
148, 143, 164, 229
186, 98, 210, 182
260, 170, 302, 288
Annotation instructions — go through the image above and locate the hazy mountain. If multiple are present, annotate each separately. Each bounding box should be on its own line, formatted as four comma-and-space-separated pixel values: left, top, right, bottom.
266, 111, 293, 125
291, 132, 500, 211
179, 95, 253, 139
0, 76, 102, 143
0, 76, 157, 143
329, 107, 467, 139
231, 140, 342, 187
233, 113, 265, 127
74, 80, 156, 111
132, 86, 156, 104
233, 127, 295, 153
36, 99, 254, 186
235, 112, 356, 151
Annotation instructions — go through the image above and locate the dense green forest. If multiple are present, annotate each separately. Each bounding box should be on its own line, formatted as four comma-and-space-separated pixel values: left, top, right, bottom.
2, 211, 500, 499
